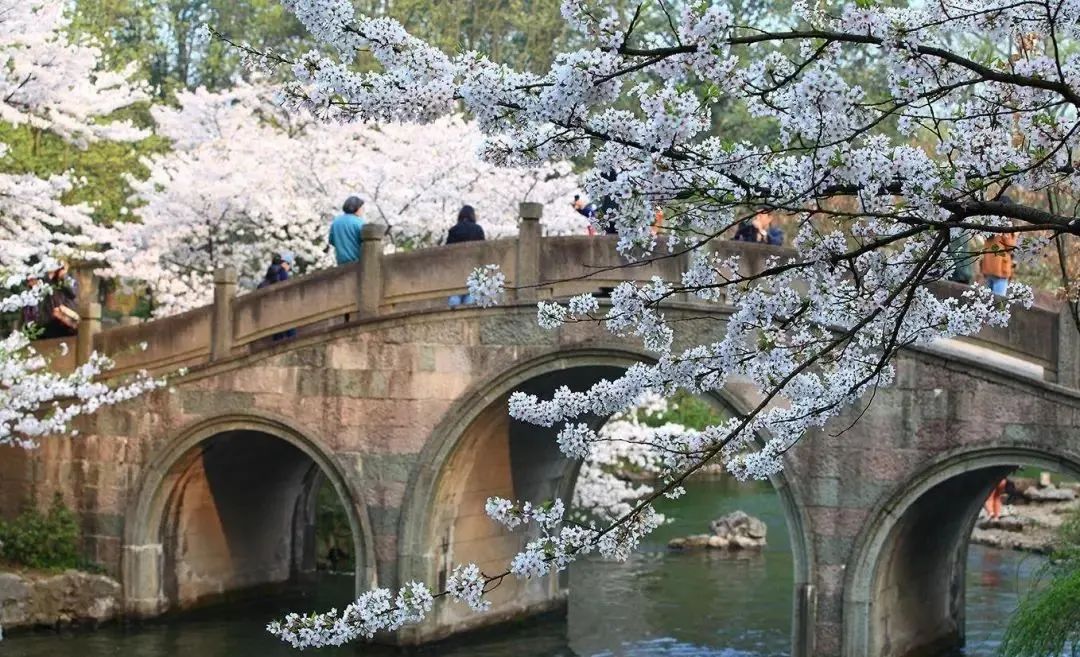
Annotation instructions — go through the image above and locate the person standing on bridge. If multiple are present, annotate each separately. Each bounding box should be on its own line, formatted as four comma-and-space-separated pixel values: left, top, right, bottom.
446, 204, 485, 244
446, 205, 485, 307
259, 252, 297, 341
980, 194, 1018, 296
328, 196, 366, 265
734, 208, 783, 245
980, 232, 1017, 296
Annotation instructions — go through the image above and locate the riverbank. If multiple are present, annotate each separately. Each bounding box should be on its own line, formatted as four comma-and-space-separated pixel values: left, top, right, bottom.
971, 480, 1079, 554
0, 569, 120, 633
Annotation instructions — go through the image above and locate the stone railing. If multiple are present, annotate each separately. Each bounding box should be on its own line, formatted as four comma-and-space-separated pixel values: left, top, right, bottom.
46, 202, 1074, 387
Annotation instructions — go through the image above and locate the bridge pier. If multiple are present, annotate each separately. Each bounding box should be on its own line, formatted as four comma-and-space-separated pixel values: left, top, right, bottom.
121, 543, 165, 618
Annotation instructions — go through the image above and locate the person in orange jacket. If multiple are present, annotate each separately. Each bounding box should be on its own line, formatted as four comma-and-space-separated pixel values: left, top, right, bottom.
980, 194, 1019, 296
980, 232, 1017, 296
983, 478, 1008, 521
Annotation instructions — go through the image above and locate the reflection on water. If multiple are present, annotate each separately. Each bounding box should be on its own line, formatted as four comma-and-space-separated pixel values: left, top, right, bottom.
2, 479, 1042, 657
962, 544, 1044, 657
568, 479, 792, 657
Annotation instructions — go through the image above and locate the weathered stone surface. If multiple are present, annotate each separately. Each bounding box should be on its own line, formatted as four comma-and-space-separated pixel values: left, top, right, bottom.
710, 510, 768, 548
1025, 485, 1076, 501
707, 535, 729, 549
668, 511, 768, 551
0, 570, 119, 630
976, 516, 1028, 532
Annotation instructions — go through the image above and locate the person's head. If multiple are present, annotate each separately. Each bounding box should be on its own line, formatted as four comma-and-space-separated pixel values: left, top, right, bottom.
752, 209, 772, 229
271, 253, 283, 266
50, 261, 68, 280
343, 196, 364, 215
458, 205, 476, 224
280, 251, 295, 271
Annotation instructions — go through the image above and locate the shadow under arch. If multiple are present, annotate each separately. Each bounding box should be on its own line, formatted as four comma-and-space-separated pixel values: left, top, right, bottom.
396, 346, 815, 652
842, 444, 1080, 657
121, 410, 376, 617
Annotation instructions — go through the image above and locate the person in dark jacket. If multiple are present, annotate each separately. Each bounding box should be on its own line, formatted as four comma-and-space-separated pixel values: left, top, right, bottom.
766, 225, 784, 246
446, 205, 485, 244
446, 206, 485, 307
260, 251, 296, 340
40, 262, 79, 339
20, 274, 42, 334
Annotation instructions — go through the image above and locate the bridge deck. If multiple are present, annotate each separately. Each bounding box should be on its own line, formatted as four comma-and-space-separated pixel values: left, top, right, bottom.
40, 230, 1068, 386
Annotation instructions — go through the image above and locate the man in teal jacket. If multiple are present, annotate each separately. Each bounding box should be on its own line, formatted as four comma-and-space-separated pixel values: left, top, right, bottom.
328, 196, 366, 265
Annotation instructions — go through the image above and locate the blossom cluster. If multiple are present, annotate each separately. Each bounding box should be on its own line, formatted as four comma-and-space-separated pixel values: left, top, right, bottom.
106, 84, 584, 316
0, 0, 147, 268
0, 270, 165, 450
571, 394, 689, 522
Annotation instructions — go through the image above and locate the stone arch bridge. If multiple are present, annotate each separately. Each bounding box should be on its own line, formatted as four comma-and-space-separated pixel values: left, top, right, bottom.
2, 207, 1079, 657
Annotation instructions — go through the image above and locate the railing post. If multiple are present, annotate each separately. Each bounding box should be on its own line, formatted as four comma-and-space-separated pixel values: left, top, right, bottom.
211, 266, 236, 361
1057, 306, 1080, 387
358, 223, 386, 317
516, 202, 543, 302
71, 260, 100, 315
76, 302, 101, 366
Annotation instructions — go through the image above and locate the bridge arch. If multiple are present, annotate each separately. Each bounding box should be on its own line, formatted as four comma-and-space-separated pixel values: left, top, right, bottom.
397, 346, 814, 648
121, 410, 375, 616
842, 443, 1080, 657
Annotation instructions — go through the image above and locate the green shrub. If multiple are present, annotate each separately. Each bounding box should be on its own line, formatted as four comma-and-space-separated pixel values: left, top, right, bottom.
1000, 507, 1080, 657
0, 493, 81, 571
315, 482, 355, 572
641, 391, 726, 431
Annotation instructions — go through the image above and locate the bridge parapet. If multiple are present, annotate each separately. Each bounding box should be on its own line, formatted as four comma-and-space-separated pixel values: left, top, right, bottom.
38, 204, 1070, 387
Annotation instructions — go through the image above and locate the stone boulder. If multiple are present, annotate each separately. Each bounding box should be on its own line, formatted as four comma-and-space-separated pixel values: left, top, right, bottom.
710, 511, 767, 549
976, 515, 1028, 532
1025, 485, 1076, 502
0, 570, 120, 630
668, 511, 768, 551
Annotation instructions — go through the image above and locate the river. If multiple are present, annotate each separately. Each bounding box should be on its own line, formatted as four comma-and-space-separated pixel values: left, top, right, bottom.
4, 479, 1042, 657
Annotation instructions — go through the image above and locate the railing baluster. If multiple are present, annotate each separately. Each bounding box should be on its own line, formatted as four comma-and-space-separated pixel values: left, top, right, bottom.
76, 302, 101, 366
358, 223, 386, 318
516, 202, 543, 302
211, 267, 237, 361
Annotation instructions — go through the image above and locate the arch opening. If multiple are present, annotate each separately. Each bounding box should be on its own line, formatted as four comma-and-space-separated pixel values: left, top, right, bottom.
123, 417, 370, 617
421, 365, 621, 636
399, 350, 813, 654
845, 448, 1080, 657
567, 390, 803, 657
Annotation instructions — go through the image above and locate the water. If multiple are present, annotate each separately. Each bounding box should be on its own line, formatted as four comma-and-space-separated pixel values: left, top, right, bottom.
2, 479, 1040, 657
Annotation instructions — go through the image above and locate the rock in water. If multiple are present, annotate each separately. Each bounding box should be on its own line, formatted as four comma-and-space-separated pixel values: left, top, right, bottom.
668, 510, 769, 551
709, 510, 768, 549
0, 570, 119, 631
977, 516, 1028, 532
1025, 485, 1076, 502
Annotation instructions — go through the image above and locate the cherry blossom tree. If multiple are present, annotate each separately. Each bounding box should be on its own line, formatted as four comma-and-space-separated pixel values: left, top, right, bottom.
236, 0, 1080, 644
108, 83, 584, 316
0, 2, 160, 454
0, 0, 148, 267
